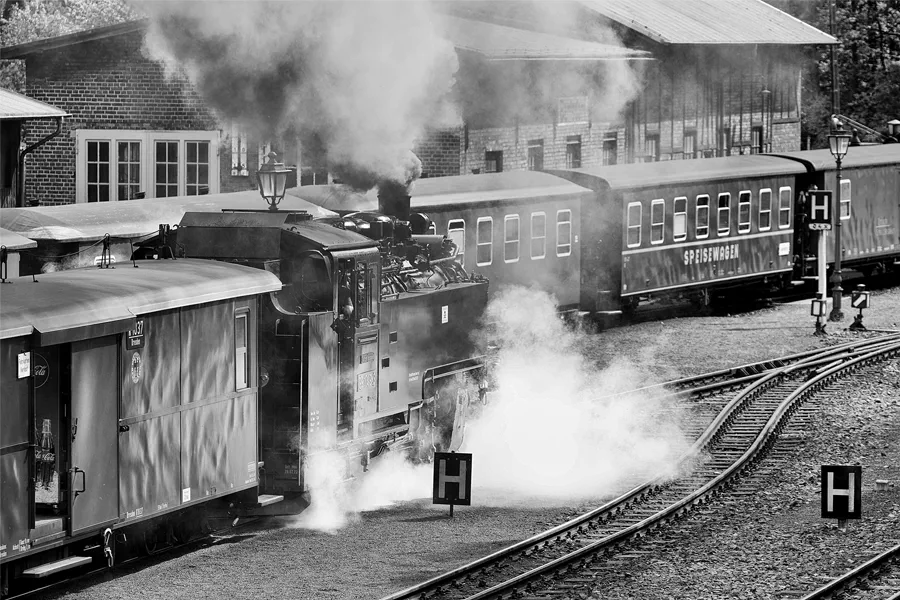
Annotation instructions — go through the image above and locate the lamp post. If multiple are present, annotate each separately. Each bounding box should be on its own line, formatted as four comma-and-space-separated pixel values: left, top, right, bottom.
256, 151, 294, 211
827, 125, 851, 321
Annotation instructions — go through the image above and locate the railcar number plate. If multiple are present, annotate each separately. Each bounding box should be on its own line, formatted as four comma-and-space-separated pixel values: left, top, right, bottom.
808, 223, 833, 231
357, 370, 376, 391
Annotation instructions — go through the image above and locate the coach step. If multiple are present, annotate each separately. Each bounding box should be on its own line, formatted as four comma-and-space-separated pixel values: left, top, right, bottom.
21, 555, 91, 578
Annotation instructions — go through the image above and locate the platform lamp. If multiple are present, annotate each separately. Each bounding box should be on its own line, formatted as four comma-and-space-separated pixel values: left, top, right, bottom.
256, 151, 295, 211
827, 122, 852, 321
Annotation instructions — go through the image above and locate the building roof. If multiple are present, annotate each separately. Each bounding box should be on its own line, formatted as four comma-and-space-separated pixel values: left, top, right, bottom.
441, 14, 650, 61
579, 0, 835, 45
2, 16, 648, 62
0, 88, 69, 120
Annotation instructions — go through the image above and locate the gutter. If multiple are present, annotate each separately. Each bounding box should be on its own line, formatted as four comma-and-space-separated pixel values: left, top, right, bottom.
17, 116, 63, 207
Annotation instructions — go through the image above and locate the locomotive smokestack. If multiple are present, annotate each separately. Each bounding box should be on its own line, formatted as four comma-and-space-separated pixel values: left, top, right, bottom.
377, 180, 412, 221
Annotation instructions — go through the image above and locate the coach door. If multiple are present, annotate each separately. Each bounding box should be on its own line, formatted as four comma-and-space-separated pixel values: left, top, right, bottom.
69, 336, 119, 534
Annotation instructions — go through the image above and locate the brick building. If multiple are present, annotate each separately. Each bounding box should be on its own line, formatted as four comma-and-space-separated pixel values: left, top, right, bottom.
0, 1, 833, 206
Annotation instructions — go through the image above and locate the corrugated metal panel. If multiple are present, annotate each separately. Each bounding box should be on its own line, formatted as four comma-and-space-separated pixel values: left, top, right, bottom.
0, 89, 69, 120
441, 14, 651, 60
580, 0, 835, 45
0, 260, 282, 341
0, 190, 338, 243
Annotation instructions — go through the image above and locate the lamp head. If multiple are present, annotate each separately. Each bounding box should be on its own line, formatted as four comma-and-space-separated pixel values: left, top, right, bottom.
256, 151, 295, 211
827, 118, 851, 161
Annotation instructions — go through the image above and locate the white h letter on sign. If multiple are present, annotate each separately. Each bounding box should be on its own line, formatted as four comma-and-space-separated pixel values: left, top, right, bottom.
811, 194, 829, 222
438, 459, 467, 500
827, 471, 855, 512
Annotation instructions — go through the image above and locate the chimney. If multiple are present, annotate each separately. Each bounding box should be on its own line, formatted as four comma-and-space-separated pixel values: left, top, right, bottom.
377, 180, 411, 221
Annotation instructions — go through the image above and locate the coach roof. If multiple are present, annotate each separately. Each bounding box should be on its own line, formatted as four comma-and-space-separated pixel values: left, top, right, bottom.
548, 154, 808, 192
0, 259, 282, 344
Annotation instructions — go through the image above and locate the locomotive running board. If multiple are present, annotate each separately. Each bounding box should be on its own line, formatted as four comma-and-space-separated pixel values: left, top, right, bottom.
207, 492, 311, 518
21, 556, 91, 578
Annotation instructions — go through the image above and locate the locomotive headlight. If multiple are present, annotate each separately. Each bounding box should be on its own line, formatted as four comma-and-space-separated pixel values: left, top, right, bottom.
256, 152, 295, 211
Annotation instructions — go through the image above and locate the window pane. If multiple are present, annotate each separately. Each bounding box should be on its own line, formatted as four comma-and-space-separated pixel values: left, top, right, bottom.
718, 194, 730, 234
650, 201, 664, 244
476, 219, 492, 265
627, 204, 641, 247
696, 196, 709, 238
673, 197, 687, 241
531, 214, 546, 259
505, 216, 519, 262
738, 192, 751, 232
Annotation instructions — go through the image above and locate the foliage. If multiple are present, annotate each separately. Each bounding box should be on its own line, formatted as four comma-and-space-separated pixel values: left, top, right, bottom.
769, 0, 900, 148
0, 0, 138, 48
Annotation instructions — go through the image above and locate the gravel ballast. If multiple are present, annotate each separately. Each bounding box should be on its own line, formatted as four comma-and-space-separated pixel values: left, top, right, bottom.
48, 286, 900, 600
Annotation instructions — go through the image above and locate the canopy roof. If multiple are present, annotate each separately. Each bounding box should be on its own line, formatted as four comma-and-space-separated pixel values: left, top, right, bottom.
0, 88, 69, 120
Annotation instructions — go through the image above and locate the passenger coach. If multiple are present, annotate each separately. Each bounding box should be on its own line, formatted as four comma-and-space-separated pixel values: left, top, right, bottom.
550, 155, 809, 311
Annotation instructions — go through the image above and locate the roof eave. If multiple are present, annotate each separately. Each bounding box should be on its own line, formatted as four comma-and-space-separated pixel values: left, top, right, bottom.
1, 19, 147, 58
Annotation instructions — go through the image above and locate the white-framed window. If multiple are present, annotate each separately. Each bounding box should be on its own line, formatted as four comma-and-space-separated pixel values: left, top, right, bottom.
717, 193, 731, 236
235, 310, 249, 391
778, 186, 792, 228
696, 195, 710, 239
738, 191, 751, 233
673, 197, 687, 242
230, 124, 249, 176
447, 219, 466, 267
530, 212, 546, 259
75, 129, 219, 203
476, 217, 493, 266
650, 199, 665, 244
556, 210, 572, 256
840, 179, 851, 220
759, 189, 772, 231
626, 202, 642, 248
504, 214, 520, 263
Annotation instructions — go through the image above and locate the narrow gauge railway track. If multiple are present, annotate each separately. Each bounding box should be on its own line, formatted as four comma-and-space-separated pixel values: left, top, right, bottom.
797, 543, 900, 600
382, 333, 900, 600
6, 516, 259, 600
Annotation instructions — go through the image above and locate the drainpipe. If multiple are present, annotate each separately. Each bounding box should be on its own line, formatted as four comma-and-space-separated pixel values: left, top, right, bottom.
17, 116, 63, 207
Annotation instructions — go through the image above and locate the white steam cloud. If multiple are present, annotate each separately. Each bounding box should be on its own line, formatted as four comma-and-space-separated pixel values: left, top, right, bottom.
291, 285, 690, 531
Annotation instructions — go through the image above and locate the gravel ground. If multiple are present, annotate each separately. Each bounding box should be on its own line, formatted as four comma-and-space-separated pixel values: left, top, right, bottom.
49, 285, 900, 600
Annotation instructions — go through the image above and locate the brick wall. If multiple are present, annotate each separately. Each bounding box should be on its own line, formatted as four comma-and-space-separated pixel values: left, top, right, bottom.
21, 33, 230, 205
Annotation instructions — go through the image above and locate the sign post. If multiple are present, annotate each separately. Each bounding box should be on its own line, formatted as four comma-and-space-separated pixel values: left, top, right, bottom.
849, 284, 870, 331
432, 452, 472, 518
808, 189, 833, 301
821, 465, 862, 529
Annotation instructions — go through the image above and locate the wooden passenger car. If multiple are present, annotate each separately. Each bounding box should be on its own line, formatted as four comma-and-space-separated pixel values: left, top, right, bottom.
549, 155, 809, 311
1, 260, 281, 587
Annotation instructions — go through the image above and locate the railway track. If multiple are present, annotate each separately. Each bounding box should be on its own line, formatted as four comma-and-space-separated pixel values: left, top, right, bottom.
382, 333, 900, 600
796, 543, 900, 600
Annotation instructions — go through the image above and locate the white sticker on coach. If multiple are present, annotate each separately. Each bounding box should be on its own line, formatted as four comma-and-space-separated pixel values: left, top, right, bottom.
778, 242, 790, 256
182, 488, 191, 503
441, 305, 449, 324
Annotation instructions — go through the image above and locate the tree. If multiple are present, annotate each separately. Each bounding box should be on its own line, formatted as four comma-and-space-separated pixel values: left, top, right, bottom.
0, 0, 138, 48
769, 0, 900, 148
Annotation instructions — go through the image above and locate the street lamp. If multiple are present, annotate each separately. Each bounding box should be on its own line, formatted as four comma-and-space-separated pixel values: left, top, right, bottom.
827, 123, 851, 321
256, 151, 295, 211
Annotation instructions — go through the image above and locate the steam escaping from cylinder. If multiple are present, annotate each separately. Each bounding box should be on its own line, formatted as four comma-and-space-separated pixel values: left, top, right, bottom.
463, 286, 691, 503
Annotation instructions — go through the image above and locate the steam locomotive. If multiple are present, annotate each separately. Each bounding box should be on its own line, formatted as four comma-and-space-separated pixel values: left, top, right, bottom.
0, 194, 488, 596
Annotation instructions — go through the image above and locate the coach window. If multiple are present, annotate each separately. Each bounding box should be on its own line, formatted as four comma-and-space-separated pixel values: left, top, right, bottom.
504, 215, 520, 263
531, 212, 546, 259
447, 220, 465, 267
476, 217, 493, 266
696, 195, 710, 239
778, 187, 792, 229
235, 311, 249, 391
556, 210, 572, 256
840, 179, 851, 219
717, 193, 731, 236
738, 191, 751, 234
759, 189, 772, 231
650, 199, 665, 245
626, 202, 642, 248
673, 197, 687, 242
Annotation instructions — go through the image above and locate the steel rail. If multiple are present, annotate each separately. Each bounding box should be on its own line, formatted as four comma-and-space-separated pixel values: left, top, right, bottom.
461, 340, 900, 600
380, 335, 900, 600
798, 542, 900, 600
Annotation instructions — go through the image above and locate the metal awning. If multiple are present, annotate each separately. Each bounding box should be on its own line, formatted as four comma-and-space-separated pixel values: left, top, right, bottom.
0, 228, 37, 250
0, 89, 70, 120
